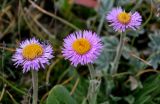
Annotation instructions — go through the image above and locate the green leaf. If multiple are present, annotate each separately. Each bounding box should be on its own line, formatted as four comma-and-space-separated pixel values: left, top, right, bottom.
124, 95, 135, 104
148, 53, 160, 69
55, 0, 73, 19
110, 95, 122, 102
148, 30, 160, 69
55, 0, 72, 12
97, 0, 114, 16
115, 0, 131, 5
133, 75, 160, 104
46, 85, 77, 104
95, 36, 118, 72
81, 98, 87, 104
127, 29, 144, 37
148, 30, 160, 51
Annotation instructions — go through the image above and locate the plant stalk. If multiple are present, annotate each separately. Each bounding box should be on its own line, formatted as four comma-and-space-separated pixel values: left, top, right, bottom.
111, 32, 126, 75
32, 70, 38, 104
87, 64, 101, 104
88, 64, 95, 79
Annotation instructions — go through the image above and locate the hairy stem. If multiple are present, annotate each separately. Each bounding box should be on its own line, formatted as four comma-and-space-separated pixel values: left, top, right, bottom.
97, 14, 105, 35
111, 32, 126, 75
87, 64, 101, 104
32, 70, 38, 104
88, 64, 95, 79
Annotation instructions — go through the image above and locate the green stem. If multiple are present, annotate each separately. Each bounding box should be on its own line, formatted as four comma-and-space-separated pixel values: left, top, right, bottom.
97, 14, 105, 35
32, 70, 38, 104
87, 64, 100, 104
88, 64, 95, 79
111, 32, 126, 75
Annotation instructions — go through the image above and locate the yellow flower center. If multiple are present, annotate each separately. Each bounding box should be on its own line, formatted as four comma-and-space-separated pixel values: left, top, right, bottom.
72, 38, 91, 55
117, 12, 131, 24
22, 43, 43, 60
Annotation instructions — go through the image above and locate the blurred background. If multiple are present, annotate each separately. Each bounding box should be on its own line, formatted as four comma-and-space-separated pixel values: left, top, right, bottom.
0, 0, 160, 104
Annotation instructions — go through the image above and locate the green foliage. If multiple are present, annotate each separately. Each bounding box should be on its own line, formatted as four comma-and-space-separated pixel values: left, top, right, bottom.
148, 30, 160, 69
0, 0, 160, 104
97, 0, 114, 16
95, 36, 118, 72
149, 31, 160, 51
133, 75, 160, 104
55, 0, 72, 16
46, 85, 77, 104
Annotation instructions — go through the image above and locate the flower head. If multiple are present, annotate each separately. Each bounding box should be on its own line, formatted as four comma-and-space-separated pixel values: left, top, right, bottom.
106, 7, 142, 32
12, 38, 53, 73
62, 30, 103, 66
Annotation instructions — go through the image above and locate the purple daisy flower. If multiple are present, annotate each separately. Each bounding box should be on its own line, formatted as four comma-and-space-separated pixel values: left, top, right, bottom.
62, 30, 103, 66
106, 7, 142, 32
12, 38, 53, 73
